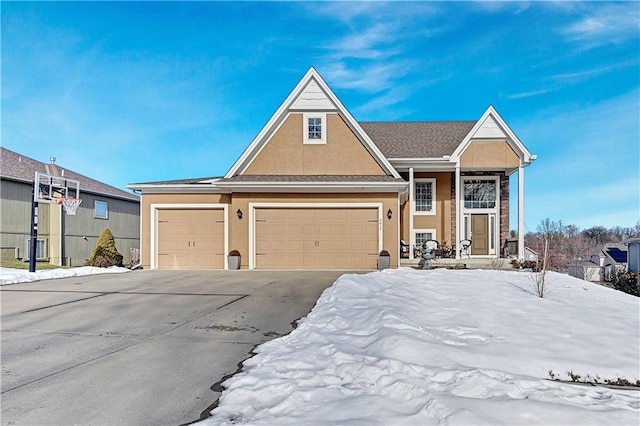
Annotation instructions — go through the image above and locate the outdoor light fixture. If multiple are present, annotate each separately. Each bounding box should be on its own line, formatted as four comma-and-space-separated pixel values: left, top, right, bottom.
236, 209, 243, 219
387, 209, 393, 220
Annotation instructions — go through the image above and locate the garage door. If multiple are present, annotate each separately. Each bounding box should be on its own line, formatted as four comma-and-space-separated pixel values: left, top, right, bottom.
157, 209, 225, 269
255, 208, 379, 269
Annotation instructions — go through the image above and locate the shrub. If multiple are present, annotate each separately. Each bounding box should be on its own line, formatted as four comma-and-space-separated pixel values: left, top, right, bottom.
229, 250, 241, 257
379, 250, 390, 256
511, 259, 540, 272
612, 272, 639, 297
86, 228, 124, 267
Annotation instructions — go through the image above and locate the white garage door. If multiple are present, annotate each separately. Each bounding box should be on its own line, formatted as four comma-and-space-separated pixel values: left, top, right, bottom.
255, 208, 379, 269
157, 209, 225, 269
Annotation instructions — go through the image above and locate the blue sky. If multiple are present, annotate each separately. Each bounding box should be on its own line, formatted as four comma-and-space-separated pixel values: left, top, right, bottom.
2, 1, 638, 232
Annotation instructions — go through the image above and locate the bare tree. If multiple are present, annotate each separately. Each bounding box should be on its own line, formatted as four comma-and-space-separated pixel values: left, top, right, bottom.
531, 238, 550, 298
582, 226, 609, 245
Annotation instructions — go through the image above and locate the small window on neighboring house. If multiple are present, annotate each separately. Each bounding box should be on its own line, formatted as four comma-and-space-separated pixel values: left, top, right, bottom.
26, 238, 47, 260
303, 113, 327, 144
413, 179, 436, 215
95, 201, 108, 219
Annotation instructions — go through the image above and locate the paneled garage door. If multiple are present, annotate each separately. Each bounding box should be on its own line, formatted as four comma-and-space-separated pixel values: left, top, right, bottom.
255, 208, 379, 269
157, 209, 225, 269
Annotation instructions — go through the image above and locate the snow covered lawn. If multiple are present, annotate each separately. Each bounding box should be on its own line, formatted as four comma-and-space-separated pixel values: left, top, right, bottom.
0, 266, 129, 285
206, 268, 639, 425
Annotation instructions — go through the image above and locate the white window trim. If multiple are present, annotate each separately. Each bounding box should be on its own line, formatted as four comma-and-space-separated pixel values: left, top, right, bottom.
411, 178, 436, 216
95, 200, 109, 219
25, 238, 47, 261
412, 228, 437, 251
303, 113, 327, 144
462, 177, 499, 212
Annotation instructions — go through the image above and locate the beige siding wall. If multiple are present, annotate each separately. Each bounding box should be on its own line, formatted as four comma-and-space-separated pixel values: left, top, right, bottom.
230, 192, 399, 269
244, 114, 386, 176
412, 172, 453, 245
460, 140, 520, 169
140, 191, 399, 270
140, 193, 230, 269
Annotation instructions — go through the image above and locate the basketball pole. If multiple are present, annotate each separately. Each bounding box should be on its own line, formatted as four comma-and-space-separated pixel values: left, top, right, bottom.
29, 182, 39, 273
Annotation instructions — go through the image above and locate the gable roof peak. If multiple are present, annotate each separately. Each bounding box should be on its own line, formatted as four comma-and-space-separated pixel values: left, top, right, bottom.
225, 68, 400, 178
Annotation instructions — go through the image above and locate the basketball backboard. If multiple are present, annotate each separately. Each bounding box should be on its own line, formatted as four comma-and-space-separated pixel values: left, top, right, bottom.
34, 172, 80, 203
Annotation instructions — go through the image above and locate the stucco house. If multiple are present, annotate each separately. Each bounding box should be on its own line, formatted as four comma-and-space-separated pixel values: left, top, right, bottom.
128, 68, 536, 270
1, 147, 140, 266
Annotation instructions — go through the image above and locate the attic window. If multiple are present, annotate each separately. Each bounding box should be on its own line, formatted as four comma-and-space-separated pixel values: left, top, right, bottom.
303, 113, 326, 144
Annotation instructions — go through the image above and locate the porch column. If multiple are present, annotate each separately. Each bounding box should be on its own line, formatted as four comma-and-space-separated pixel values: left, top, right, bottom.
409, 167, 414, 259
455, 166, 461, 259
518, 165, 525, 260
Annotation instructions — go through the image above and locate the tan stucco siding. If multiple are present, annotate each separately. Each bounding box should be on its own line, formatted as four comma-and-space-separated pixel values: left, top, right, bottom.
140, 193, 230, 269
230, 192, 399, 268
412, 173, 452, 245
140, 191, 399, 269
460, 140, 520, 169
244, 113, 386, 176
325, 114, 385, 175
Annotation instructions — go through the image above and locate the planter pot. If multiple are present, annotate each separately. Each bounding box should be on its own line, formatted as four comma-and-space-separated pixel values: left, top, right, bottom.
378, 255, 390, 270
228, 256, 241, 270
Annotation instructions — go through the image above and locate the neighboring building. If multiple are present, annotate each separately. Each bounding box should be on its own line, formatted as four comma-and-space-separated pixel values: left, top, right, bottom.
128, 68, 536, 270
567, 261, 604, 282
1, 148, 140, 266
568, 243, 629, 282
524, 247, 539, 263
623, 235, 640, 273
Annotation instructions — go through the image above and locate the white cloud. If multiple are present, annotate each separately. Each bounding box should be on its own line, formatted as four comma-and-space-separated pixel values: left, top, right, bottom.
551, 58, 639, 82
506, 87, 559, 100
562, 2, 640, 47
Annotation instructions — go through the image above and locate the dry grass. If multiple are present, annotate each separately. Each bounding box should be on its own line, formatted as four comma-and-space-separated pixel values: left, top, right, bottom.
0, 260, 69, 270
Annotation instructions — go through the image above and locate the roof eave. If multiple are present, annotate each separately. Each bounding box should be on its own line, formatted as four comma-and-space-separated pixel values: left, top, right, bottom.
125, 183, 231, 194
217, 181, 408, 193
388, 157, 456, 171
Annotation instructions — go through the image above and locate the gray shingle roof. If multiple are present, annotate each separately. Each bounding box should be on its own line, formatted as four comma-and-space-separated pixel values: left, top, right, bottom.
1, 147, 139, 202
130, 177, 223, 185
360, 121, 476, 159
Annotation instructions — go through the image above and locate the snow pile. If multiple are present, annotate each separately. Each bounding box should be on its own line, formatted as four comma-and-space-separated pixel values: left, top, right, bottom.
206, 269, 640, 425
0, 266, 129, 285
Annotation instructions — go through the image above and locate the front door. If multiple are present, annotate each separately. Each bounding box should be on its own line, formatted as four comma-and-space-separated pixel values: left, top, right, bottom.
471, 214, 489, 255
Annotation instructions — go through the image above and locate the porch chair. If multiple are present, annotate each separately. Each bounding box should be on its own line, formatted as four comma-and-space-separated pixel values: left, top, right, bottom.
460, 239, 472, 258
400, 240, 410, 259
421, 239, 442, 269
423, 240, 442, 258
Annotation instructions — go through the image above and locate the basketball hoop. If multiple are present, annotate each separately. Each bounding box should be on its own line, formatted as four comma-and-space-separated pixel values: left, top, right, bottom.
56, 198, 83, 215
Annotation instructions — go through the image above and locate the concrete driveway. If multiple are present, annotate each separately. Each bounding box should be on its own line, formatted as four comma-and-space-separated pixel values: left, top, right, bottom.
1, 269, 353, 425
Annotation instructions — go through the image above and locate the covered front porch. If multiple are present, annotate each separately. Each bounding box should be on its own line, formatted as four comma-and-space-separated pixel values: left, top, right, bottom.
400, 166, 527, 261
